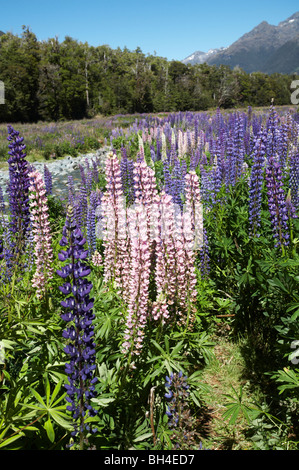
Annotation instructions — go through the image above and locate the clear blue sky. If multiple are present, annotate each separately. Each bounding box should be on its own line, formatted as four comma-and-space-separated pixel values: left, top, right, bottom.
1, 0, 298, 60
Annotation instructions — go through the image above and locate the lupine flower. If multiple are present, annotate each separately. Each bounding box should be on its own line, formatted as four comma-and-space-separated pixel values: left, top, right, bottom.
75, 185, 88, 229
86, 204, 96, 258
161, 132, 167, 161
28, 169, 54, 298
248, 129, 267, 237
164, 371, 198, 449
43, 165, 53, 196
184, 171, 203, 250
102, 152, 130, 295
67, 175, 76, 207
0, 235, 4, 281
133, 159, 159, 244
289, 152, 299, 210
265, 156, 289, 249
91, 250, 102, 267
120, 147, 135, 204
121, 203, 151, 360
199, 227, 210, 279
152, 192, 178, 322
171, 159, 185, 210
7, 125, 31, 251
266, 104, 280, 159
56, 205, 98, 440
0, 237, 3, 262
233, 114, 245, 182
175, 208, 198, 327
0, 186, 5, 220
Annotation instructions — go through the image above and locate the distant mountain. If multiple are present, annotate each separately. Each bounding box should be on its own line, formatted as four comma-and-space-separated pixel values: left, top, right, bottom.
263, 33, 299, 74
182, 12, 299, 74
182, 48, 227, 65
0, 31, 5, 37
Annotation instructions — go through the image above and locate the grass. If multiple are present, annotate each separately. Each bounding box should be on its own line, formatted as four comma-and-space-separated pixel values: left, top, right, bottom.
196, 325, 264, 450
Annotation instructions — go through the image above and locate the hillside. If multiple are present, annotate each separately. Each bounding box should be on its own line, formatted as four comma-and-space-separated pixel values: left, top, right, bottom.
183, 12, 299, 74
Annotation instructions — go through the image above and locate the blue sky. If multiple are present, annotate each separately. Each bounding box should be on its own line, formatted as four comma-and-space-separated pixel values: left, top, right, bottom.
1, 0, 298, 60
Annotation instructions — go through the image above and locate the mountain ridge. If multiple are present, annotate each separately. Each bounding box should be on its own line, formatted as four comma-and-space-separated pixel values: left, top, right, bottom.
182, 12, 299, 74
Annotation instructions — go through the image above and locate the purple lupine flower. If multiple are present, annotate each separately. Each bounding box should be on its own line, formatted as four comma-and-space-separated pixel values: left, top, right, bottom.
199, 227, 210, 279
86, 204, 96, 258
226, 134, 236, 187
75, 185, 88, 229
57, 205, 98, 441
266, 104, 280, 159
43, 165, 53, 196
86, 169, 94, 195
79, 164, 87, 187
92, 158, 99, 183
248, 129, 267, 237
164, 371, 197, 449
120, 147, 135, 204
163, 159, 172, 197
265, 156, 289, 249
171, 158, 185, 211
67, 175, 76, 207
0, 186, 5, 218
233, 114, 245, 182
0, 237, 3, 261
289, 152, 299, 210
7, 125, 31, 243
0, 220, 14, 282
0, 234, 4, 280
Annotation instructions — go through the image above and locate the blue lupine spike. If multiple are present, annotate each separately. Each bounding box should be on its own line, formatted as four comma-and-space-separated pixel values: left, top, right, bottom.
56, 205, 97, 441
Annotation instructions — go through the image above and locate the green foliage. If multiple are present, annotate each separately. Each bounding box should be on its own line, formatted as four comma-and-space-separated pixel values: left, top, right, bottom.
0, 29, 298, 123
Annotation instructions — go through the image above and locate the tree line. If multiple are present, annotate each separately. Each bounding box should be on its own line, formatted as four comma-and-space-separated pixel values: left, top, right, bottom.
0, 26, 298, 123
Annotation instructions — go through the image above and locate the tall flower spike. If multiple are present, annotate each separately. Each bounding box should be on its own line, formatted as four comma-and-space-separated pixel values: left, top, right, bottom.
184, 171, 203, 250
102, 151, 130, 293
152, 192, 177, 322
164, 372, 198, 449
265, 156, 289, 249
56, 205, 98, 442
44, 164, 53, 196
7, 125, 31, 251
28, 169, 54, 298
121, 203, 151, 361
248, 129, 267, 237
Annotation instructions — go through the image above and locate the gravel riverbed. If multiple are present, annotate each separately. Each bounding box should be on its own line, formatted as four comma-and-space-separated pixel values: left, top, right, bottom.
0, 146, 111, 202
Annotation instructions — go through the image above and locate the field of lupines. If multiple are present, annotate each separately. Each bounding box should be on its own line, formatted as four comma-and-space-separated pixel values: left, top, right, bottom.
0, 104, 299, 451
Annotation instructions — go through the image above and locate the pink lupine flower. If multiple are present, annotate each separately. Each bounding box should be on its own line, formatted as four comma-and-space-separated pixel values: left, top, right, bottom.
91, 250, 103, 267
133, 160, 159, 244
184, 171, 203, 250
121, 203, 151, 358
152, 192, 178, 322
102, 152, 131, 295
28, 169, 53, 298
175, 208, 198, 328
178, 130, 188, 159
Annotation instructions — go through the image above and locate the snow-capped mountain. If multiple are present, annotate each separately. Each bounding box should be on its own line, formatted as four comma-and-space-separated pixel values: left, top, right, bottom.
182, 12, 299, 74
182, 48, 227, 65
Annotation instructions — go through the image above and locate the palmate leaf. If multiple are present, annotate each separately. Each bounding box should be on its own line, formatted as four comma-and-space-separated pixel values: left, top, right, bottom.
222, 385, 260, 425
272, 368, 299, 394
18, 377, 72, 442
0, 432, 25, 449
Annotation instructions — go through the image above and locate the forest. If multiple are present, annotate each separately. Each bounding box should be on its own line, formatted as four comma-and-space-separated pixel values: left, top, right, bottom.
0, 26, 298, 123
